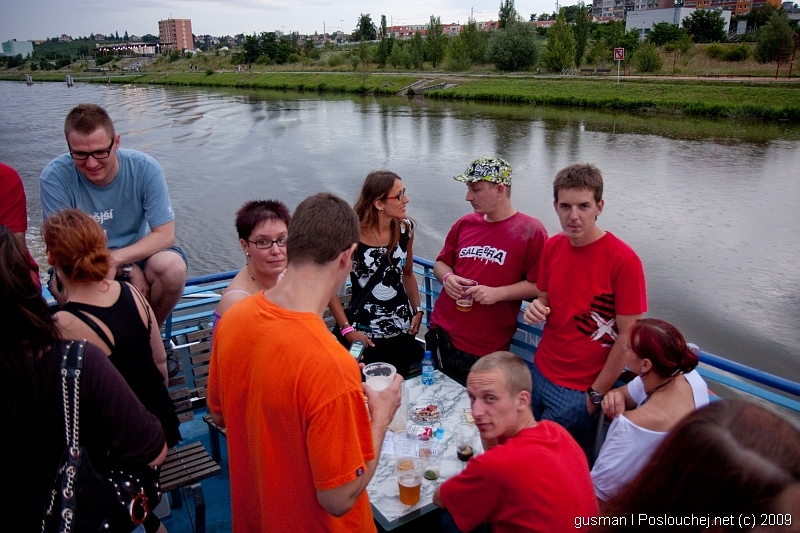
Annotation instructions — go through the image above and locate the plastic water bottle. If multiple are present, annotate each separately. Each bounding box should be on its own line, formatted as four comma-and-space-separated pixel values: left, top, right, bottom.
421, 350, 434, 385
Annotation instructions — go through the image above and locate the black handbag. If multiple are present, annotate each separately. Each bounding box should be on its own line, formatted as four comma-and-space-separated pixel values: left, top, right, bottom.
43, 341, 158, 533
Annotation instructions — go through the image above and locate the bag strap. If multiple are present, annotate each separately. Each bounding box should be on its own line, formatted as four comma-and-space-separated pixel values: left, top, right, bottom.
347, 258, 391, 320
126, 282, 152, 334
58, 340, 87, 533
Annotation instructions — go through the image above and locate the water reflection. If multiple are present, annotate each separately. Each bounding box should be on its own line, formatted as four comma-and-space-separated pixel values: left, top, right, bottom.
0, 80, 797, 383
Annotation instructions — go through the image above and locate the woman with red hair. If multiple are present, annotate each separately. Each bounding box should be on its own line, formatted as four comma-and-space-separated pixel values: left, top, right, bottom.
44, 209, 179, 533
591, 318, 709, 503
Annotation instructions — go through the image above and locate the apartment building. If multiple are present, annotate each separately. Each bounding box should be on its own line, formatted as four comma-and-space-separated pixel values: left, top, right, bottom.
158, 18, 193, 51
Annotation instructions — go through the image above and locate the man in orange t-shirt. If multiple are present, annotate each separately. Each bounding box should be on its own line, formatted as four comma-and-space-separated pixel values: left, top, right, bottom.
208, 193, 403, 532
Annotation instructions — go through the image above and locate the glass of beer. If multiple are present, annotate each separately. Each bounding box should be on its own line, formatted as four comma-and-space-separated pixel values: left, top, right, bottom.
456, 279, 477, 312
454, 423, 477, 461
395, 458, 423, 506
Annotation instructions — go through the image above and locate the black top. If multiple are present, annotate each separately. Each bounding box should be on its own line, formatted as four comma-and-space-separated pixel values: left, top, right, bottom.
4, 341, 165, 532
62, 282, 181, 447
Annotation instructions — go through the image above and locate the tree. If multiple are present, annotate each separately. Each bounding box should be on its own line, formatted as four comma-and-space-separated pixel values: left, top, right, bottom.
124, 31, 129, 41
243, 33, 260, 66
275, 37, 296, 64
446, 35, 472, 70
755, 13, 793, 62
377, 15, 390, 67
486, 21, 539, 71
647, 22, 688, 45
746, 4, 778, 30
498, 0, 518, 30
410, 31, 425, 69
260, 32, 278, 61
587, 19, 640, 64
542, 10, 575, 71
572, 2, 592, 67
89, 33, 95, 41
352, 14, 377, 41
115, 31, 120, 40
682, 9, 727, 43
460, 19, 489, 64
424, 15, 448, 68
142, 34, 158, 43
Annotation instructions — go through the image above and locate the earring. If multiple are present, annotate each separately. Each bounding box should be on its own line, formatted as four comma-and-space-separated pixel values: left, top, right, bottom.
246, 253, 250, 257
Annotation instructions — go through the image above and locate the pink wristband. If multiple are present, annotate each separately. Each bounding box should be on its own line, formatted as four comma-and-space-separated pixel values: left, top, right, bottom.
340, 326, 354, 336
442, 272, 452, 286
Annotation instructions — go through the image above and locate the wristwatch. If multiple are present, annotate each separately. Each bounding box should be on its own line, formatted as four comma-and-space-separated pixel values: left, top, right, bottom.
413, 307, 424, 316
121, 264, 134, 278
587, 386, 604, 405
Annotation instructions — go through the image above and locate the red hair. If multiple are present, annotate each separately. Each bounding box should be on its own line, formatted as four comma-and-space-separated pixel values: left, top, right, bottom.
43, 209, 110, 283
629, 318, 698, 378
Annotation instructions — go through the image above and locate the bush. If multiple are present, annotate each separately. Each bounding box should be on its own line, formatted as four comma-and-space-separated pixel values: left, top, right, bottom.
706, 43, 725, 58
755, 14, 792, 63
632, 42, 662, 72
255, 54, 273, 65
328, 53, 345, 67
349, 53, 361, 70
205, 68, 214, 75
287, 53, 303, 64
723, 43, 750, 61
487, 22, 540, 72
664, 34, 693, 53
389, 43, 412, 69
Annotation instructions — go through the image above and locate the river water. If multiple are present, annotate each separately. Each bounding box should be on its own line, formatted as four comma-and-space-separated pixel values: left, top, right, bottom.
1, 80, 798, 382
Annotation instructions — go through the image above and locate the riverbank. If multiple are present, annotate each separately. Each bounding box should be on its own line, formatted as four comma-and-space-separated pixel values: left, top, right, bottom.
4, 70, 800, 120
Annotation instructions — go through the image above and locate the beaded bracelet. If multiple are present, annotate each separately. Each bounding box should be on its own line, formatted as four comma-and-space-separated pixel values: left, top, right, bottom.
442, 272, 452, 286
340, 326, 355, 336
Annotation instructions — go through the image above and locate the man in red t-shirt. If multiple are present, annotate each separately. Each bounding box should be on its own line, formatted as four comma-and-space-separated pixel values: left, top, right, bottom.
427, 157, 548, 384
524, 163, 647, 451
0, 162, 40, 289
433, 352, 598, 532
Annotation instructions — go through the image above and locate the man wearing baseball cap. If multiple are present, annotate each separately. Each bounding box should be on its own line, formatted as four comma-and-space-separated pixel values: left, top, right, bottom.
425, 157, 548, 385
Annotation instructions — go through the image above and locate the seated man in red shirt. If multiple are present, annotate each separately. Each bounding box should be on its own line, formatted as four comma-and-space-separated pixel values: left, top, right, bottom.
433, 352, 598, 533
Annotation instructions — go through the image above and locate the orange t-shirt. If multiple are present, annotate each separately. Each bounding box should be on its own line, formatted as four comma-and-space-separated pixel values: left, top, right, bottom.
208, 294, 377, 532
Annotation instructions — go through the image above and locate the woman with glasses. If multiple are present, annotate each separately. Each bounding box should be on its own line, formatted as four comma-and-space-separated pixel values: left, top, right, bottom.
213, 200, 291, 329
328, 171, 424, 377
42, 210, 177, 533
591, 318, 709, 503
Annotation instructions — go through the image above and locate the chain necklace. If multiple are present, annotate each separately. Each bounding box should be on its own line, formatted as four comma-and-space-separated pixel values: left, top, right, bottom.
371, 227, 389, 248
247, 263, 265, 290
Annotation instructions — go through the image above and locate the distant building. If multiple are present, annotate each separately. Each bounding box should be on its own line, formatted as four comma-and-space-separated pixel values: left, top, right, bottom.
626, 7, 732, 36
94, 33, 106, 40
96, 42, 158, 55
158, 18, 193, 51
1, 39, 33, 57
684, 0, 780, 14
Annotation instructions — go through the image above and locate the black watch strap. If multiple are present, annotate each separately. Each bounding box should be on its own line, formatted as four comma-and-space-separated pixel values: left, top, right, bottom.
587, 386, 604, 405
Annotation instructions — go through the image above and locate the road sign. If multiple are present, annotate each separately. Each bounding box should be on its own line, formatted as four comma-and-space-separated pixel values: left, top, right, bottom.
614, 48, 625, 61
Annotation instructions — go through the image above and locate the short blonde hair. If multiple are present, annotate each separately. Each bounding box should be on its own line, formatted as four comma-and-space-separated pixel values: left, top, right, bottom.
470, 351, 531, 397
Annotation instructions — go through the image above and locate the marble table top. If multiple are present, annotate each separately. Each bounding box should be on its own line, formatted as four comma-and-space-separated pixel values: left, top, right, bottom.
367, 370, 482, 531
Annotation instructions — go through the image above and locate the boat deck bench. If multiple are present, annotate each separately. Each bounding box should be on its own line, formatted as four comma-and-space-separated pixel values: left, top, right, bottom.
165, 326, 221, 533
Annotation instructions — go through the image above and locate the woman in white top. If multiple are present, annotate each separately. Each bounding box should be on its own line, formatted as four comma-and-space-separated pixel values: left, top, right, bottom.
591, 318, 709, 502
213, 200, 291, 330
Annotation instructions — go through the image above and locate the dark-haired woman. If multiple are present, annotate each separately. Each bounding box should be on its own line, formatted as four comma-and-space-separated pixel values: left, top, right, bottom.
44, 209, 178, 533
213, 199, 291, 329
591, 318, 709, 502
0, 225, 167, 532
328, 171, 424, 377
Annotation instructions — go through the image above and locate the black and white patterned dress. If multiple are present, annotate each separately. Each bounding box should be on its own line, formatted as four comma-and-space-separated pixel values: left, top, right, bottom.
350, 221, 413, 339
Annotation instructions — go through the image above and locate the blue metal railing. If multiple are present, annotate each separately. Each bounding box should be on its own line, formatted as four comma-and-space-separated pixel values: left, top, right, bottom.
170, 257, 799, 413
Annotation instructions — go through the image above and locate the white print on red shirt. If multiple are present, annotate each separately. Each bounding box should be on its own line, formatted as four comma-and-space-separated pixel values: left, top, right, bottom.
458, 245, 507, 265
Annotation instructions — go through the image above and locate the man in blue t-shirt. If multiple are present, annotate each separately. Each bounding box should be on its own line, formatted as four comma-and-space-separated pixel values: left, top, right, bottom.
40, 103, 186, 327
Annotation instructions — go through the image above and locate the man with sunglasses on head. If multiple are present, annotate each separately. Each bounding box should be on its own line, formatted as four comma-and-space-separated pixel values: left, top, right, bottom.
426, 157, 548, 385
40, 103, 186, 329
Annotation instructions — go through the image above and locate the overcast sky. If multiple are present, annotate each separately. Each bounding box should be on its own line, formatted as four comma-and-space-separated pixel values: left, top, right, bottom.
2, 0, 568, 42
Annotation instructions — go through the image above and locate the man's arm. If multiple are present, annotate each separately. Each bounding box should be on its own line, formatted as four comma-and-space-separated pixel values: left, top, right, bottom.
434, 260, 473, 301
316, 374, 403, 517
466, 279, 539, 306
108, 221, 175, 267
587, 314, 642, 413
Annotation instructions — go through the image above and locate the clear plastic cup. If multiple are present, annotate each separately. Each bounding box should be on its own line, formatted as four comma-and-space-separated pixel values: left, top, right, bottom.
456, 279, 478, 312
454, 423, 477, 461
395, 458, 423, 505
418, 440, 444, 480
362, 362, 396, 391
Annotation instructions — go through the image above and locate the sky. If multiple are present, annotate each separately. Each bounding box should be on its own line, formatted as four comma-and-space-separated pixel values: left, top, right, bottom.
2, 0, 569, 42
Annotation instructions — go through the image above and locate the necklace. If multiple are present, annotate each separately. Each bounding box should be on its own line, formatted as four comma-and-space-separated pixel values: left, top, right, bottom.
246, 263, 264, 291
371, 227, 389, 248
645, 377, 674, 399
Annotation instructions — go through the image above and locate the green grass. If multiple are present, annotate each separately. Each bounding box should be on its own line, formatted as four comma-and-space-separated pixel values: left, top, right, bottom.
83, 71, 418, 95
427, 77, 800, 120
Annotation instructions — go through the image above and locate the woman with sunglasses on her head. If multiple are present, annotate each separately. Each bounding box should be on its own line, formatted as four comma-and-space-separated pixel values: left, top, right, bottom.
591, 318, 709, 504
43, 209, 178, 533
0, 225, 167, 533
213, 199, 291, 330
328, 171, 424, 377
